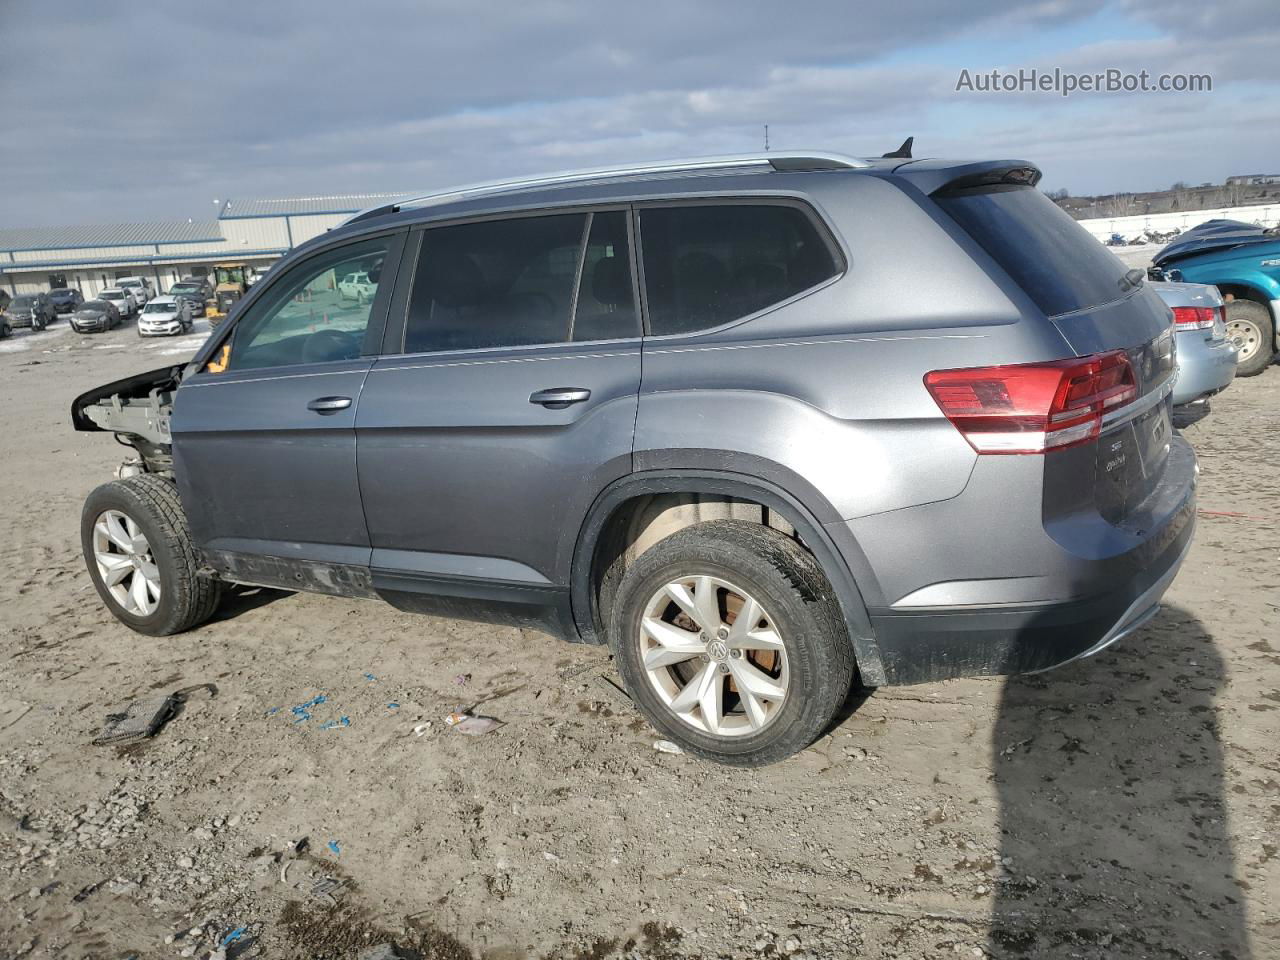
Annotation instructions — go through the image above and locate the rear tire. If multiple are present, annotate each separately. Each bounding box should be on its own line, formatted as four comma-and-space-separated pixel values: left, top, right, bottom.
610, 520, 854, 766
1225, 299, 1274, 377
81, 475, 221, 636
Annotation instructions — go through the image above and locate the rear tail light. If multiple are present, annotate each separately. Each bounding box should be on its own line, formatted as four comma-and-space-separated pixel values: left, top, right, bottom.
924, 351, 1137, 454
1170, 306, 1216, 330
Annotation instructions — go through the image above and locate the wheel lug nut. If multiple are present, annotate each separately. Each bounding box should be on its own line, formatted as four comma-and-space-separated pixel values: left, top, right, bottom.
717, 627, 729, 640
730, 649, 742, 659
700, 654, 710, 663
718, 663, 730, 674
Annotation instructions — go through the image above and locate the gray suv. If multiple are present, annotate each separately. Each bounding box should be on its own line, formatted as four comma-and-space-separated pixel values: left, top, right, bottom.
72, 152, 1196, 765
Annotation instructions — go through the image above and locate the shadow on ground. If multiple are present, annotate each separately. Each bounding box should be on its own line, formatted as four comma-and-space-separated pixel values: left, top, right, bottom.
208, 584, 293, 623
990, 605, 1251, 958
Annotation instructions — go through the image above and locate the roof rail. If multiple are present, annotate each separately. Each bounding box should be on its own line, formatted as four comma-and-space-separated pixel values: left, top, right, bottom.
342, 152, 868, 226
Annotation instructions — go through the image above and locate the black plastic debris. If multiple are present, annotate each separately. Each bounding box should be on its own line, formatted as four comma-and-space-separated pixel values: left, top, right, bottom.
92, 684, 216, 746
93, 694, 177, 746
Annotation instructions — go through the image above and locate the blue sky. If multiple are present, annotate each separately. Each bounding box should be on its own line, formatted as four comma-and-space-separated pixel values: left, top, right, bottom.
0, 0, 1275, 226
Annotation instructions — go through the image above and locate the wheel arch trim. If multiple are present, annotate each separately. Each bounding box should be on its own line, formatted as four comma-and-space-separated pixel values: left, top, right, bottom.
569, 469, 887, 685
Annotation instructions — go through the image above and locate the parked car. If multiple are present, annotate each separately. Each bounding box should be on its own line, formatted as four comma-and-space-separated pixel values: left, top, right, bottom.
0, 313, 10, 338
117, 277, 152, 306
69, 299, 123, 333
338, 269, 376, 303
1152, 219, 1280, 376
99, 287, 139, 318
169, 280, 209, 317
49, 287, 84, 314
72, 152, 1196, 766
0, 290, 10, 312
137, 296, 193, 337
1149, 281, 1238, 408
6, 292, 56, 330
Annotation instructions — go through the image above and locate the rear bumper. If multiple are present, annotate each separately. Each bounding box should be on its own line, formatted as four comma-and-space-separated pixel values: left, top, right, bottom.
837, 435, 1197, 684
1173, 333, 1237, 406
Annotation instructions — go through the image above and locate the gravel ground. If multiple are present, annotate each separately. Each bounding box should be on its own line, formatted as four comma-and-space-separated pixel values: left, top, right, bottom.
0, 315, 1276, 960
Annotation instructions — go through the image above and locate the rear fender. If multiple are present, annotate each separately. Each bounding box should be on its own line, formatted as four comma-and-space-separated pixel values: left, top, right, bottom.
570, 468, 888, 686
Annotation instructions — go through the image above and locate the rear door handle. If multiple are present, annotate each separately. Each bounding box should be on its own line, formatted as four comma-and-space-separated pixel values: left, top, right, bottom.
307, 396, 352, 414
529, 387, 591, 409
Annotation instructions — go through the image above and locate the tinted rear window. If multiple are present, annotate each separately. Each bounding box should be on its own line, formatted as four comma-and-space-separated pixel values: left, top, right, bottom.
936, 185, 1129, 317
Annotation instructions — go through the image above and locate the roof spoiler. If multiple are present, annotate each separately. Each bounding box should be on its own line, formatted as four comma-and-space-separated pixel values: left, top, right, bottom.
890, 160, 1043, 195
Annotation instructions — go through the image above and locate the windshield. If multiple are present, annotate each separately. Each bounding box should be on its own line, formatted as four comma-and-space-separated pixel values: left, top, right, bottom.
82, 301, 109, 311
119, 280, 140, 288
936, 185, 1131, 316
216, 266, 245, 284
171, 284, 200, 294
102, 291, 124, 300
51, 288, 73, 295
143, 302, 174, 313
11, 296, 36, 309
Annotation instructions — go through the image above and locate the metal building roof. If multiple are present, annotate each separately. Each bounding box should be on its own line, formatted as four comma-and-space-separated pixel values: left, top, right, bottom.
0, 220, 223, 252
219, 194, 408, 219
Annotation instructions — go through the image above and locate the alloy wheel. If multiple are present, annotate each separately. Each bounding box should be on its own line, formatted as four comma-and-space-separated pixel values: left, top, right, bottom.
638, 575, 789, 737
92, 509, 161, 616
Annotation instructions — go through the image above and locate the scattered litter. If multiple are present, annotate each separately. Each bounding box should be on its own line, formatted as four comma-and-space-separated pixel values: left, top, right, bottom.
291, 695, 327, 724
318, 716, 350, 730
444, 712, 501, 735
653, 740, 684, 755
453, 673, 471, 686
93, 693, 177, 746
1198, 508, 1274, 522
386, 702, 400, 710
327, 840, 341, 856
412, 722, 432, 736
309, 875, 347, 905
363, 673, 377, 682
220, 927, 248, 947
265, 707, 280, 716
71, 881, 102, 903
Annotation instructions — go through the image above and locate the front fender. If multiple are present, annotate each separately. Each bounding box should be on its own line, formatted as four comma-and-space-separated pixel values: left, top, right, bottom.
1176, 255, 1280, 305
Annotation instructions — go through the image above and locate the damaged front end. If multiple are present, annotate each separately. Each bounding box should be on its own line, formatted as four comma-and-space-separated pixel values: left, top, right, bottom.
72, 365, 183, 478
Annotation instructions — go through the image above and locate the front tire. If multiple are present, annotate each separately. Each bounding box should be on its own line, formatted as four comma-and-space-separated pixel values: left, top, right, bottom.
81, 475, 221, 636
610, 520, 854, 766
1225, 299, 1274, 377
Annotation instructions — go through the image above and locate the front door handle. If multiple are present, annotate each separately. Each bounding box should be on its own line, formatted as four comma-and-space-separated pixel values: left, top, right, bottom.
529, 387, 591, 409
307, 396, 352, 414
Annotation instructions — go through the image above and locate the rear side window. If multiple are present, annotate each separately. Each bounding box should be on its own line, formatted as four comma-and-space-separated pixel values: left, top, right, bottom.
403, 211, 641, 353
639, 203, 839, 336
405, 214, 586, 353
936, 185, 1130, 317
572, 211, 638, 342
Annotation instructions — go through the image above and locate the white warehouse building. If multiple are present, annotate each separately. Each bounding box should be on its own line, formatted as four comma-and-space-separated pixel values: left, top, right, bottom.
0, 193, 405, 299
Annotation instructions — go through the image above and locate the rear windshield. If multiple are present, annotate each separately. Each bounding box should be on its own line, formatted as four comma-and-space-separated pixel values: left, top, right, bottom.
936, 185, 1129, 317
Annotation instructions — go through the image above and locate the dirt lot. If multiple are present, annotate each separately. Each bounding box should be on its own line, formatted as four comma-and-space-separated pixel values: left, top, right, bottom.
1, 316, 1276, 960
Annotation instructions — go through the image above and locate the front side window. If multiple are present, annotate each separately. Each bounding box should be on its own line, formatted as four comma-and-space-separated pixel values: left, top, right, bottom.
223, 236, 391, 371
639, 203, 840, 336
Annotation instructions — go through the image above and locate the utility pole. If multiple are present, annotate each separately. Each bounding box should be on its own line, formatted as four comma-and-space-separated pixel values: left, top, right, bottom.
764, 124, 770, 152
